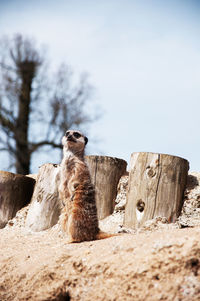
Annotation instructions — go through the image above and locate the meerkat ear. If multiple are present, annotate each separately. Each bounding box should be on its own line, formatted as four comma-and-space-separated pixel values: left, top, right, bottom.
84, 136, 88, 145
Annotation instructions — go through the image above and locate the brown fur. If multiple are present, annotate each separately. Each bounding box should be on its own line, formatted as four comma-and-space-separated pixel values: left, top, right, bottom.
59, 130, 100, 242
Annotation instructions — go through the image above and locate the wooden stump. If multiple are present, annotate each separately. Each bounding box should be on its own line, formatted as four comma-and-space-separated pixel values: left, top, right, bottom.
25, 163, 61, 231
85, 156, 127, 220
124, 152, 189, 228
0, 171, 35, 228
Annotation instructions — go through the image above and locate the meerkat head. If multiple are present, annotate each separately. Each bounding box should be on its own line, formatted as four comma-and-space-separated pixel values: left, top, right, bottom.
62, 130, 88, 156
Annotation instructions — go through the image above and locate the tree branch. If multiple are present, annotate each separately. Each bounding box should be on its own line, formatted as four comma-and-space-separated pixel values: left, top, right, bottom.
0, 103, 16, 122
0, 62, 17, 73
29, 140, 62, 154
0, 112, 15, 131
0, 147, 9, 152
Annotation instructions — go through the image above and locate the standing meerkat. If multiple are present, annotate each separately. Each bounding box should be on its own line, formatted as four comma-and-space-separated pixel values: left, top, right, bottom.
59, 129, 116, 243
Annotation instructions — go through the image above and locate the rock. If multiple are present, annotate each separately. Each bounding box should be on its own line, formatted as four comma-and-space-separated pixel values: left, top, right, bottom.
178, 172, 200, 227
114, 174, 129, 212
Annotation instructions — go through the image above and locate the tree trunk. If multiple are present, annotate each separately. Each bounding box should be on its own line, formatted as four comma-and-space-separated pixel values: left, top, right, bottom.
15, 62, 35, 175
85, 156, 127, 220
0, 171, 35, 228
124, 152, 189, 229
25, 163, 61, 231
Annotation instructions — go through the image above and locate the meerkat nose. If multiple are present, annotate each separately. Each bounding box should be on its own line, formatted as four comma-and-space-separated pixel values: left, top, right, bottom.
67, 134, 75, 142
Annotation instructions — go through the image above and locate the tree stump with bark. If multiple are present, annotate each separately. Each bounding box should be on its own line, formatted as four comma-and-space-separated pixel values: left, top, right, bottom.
124, 152, 189, 228
0, 171, 35, 228
26, 156, 127, 231
85, 156, 127, 220
26, 163, 61, 231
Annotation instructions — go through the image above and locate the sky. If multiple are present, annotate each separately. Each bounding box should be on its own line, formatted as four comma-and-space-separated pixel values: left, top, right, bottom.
0, 0, 200, 172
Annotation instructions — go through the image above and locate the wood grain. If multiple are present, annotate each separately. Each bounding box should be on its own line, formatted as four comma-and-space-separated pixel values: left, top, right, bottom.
0, 171, 35, 228
124, 152, 189, 228
26, 163, 61, 231
86, 156, 127, 220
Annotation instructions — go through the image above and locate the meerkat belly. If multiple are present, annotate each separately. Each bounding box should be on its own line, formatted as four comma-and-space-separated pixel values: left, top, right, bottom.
67, 183, 99, 242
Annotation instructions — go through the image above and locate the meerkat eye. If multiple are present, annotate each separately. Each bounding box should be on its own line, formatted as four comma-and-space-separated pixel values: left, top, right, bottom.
73, 132, 81, 139
65, 131, 70, 137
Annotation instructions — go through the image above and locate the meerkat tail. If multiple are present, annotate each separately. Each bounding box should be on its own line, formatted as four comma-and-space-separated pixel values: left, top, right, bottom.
96, 231, 121, 240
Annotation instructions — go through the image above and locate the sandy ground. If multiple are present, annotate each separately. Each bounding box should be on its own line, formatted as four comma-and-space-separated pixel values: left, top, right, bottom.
0, 225, 200, 301
0, 172, 200, 301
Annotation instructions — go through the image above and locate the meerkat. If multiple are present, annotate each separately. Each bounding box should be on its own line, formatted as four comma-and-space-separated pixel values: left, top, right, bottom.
59, 129, 117, 243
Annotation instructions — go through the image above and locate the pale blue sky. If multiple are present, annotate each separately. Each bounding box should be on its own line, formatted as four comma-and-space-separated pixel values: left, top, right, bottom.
0, 0, 200, 172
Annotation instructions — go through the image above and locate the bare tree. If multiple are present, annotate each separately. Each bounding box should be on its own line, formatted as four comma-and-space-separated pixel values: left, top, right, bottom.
0, 34, 96, 174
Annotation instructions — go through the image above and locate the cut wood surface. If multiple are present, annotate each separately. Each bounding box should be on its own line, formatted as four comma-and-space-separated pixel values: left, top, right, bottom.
85, 156, 127, 220
0, 171, 35, 228
25, 163, 61, 231
124, 152, 189, 228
